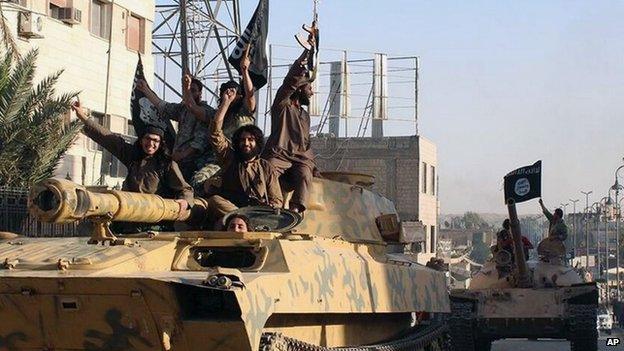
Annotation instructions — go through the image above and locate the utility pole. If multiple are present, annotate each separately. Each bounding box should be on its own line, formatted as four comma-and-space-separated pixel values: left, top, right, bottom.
582, 190, 592, 269
570, 198, 579, 257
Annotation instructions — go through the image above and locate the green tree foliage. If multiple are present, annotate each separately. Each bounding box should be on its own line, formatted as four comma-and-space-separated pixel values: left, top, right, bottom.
463, 211, 490, 230
0, 46, 80, 187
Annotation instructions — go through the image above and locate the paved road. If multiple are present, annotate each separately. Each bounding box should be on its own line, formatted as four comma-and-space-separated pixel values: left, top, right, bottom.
492, 334, 623, 351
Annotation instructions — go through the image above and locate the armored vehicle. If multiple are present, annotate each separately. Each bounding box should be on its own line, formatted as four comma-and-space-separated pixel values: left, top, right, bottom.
449, 203, 598, 351
0, 175, 449, 350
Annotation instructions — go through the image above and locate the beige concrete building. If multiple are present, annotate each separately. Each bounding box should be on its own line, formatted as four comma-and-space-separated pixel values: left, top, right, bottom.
0, 0, 155, 186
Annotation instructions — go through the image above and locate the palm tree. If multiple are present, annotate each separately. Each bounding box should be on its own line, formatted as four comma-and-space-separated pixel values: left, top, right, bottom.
0, 3, 19, 59
0, 44, 81, 187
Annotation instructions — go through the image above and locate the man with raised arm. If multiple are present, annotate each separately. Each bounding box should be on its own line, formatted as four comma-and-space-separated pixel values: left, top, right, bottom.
71, 100, 193, 233
263, 29, 317, 213
537, 199, 568, 259
539, 199, 568, 242
191, 49, 257, 190
135, 75, 215, 183
205, 86, 282, 227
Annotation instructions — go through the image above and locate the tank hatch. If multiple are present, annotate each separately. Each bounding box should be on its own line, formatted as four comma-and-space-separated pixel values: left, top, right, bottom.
223, 206, 302, 233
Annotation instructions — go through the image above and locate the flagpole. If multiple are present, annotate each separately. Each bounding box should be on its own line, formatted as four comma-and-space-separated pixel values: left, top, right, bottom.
179, 0, 189, 75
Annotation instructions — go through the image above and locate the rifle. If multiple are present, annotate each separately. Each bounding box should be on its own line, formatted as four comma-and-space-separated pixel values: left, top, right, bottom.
295, 0, 320, 82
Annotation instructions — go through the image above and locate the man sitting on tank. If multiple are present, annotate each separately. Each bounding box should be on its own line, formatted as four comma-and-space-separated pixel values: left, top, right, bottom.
224, 214, 251, 233
136, 74, 214, 189
204, 87, 282, 228
495, 219, 533, 260
537, 199, 568, 259
262, 28, 317, 213
71, 100, 193, 233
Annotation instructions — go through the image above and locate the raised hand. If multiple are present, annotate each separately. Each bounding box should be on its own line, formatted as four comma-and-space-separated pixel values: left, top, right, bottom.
221, 87, 237, 106
136, 79, 150, 93
182, 74, 192, 91
70, 98, 88, 122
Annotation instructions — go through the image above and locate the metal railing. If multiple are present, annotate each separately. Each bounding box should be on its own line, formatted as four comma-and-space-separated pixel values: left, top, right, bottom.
0, 186, 80, 237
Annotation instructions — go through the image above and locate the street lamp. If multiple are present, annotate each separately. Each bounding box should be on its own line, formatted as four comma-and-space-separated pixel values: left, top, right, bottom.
582, 190, 593, 269
604, 195, 615, 303
592, 201, 602, 279
570, 199, 580, 257
612, 162, 624, 301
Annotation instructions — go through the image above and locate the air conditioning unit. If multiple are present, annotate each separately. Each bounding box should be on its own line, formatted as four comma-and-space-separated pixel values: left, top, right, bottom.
58, 7, 82, 25
18, 11, 44, 38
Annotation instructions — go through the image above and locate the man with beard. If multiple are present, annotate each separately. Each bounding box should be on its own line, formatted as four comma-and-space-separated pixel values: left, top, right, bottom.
191, 50, 256, 191
205, 87, 282, 226
263, 31, 317, 213
136, 75, 214, 183
71, 100, 193, 233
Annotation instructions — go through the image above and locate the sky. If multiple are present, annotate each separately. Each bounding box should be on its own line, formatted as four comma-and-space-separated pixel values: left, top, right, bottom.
245, 0, 624, 215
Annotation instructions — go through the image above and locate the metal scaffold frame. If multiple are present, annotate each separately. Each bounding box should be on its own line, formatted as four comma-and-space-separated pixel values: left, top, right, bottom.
152, 0, 241, 102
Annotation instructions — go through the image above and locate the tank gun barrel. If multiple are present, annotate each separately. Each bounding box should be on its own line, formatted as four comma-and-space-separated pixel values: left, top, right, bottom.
29, 178, 195, 224
507, 199, 531, 288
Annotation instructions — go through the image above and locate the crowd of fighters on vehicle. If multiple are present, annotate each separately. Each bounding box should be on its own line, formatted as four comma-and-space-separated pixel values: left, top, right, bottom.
71, 33, 317, 234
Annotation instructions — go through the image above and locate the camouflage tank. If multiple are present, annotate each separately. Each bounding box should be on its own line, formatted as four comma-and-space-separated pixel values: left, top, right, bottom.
449, 204, 598, 351
0, 175, 450, 351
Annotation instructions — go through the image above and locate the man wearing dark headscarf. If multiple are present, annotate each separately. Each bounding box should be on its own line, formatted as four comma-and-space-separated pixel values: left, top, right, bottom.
204, 87, 282, 226
71, 100, 193, 233
190, 51, 257, 190
262, 33, 317, 213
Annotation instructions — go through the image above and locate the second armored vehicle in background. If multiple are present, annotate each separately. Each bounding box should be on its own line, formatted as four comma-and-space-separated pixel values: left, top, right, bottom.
449, 205, 598, 351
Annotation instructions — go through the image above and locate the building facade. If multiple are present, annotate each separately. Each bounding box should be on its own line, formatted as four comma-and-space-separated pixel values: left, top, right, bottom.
312, 136, 439, 256
1, 0, 155, 186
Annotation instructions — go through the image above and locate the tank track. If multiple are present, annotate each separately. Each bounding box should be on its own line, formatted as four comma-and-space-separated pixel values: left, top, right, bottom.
448, 301, 490, 351
259, 321, 449, 351
568, 304, 598, 351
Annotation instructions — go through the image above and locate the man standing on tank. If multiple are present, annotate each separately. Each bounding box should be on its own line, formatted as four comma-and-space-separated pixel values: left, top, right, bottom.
135, 74, 214, 184
539, 199, 568, 242
263, 27, 317, 213
71, 100, 193, 233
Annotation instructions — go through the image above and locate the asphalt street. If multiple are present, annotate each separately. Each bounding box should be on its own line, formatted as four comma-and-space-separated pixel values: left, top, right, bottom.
491, 330, 624, 351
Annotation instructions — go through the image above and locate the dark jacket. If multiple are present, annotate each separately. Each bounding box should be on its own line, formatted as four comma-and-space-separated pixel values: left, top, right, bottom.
82, 118, 193, 205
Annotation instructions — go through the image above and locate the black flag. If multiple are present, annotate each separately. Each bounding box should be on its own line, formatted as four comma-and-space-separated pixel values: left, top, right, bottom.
228, 0, 269, 89
131, 55, 176, 148
504, 160, 542, 203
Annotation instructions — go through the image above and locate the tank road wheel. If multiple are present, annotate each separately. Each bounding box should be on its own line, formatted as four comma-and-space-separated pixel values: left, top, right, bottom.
449, 301, 477, 351
568, 304, 598, 351
259, 322, 450, 351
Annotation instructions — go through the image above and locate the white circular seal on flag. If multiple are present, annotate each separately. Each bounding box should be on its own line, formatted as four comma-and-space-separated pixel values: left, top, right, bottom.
514, 178, 530, 196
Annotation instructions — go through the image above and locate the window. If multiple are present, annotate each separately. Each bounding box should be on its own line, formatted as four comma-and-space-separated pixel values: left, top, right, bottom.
422, 162, 427, 194
126, 13, 145, 53
90, 0, 111, 39
430, 226, 436, 254
431, 165, 436, 196
49, 0, 67, 20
